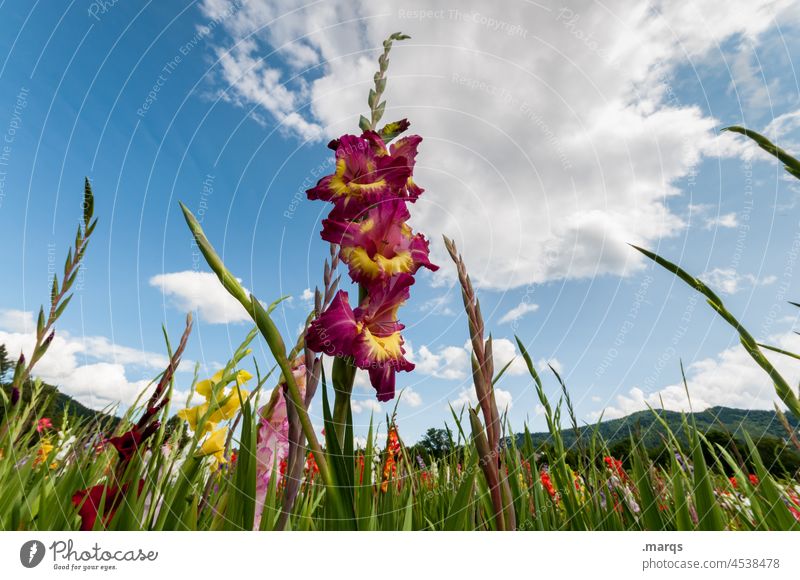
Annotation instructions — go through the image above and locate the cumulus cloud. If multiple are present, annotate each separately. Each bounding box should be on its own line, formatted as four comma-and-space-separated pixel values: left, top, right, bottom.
198, 0, 797, 290
594, 331, 800, 420
450, 385, 513, 412
0, 312, 189, 409
701, 267, 777, 294
150, 271, 251, 324
498, 302, 539, 324
417, 293, 455, 316
410, 337, 528, 380
351, 397, 383, 414
537, 357, 563, 376
704, 212, 739, 229
412, 344, 470, 380
0, 309, 35, 334
398, 386, 422, 407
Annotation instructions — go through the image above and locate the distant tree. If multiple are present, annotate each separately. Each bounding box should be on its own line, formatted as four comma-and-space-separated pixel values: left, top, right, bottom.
0, 344, 11, 383
418, 427, 452, 459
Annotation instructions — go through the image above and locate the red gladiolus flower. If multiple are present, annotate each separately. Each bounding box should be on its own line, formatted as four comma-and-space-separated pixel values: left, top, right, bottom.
603, 456, 628, 481
748, 474, 759, 486
356, 453, 366, 484
381, 426, 401, 492
321, 199, 437, 285
540, 470, 557, 499
37, 418, 53, 433
305, 452, 319, 480
107, 422, 160, 463
729, 476, 738, 489
71, 480, 144, 531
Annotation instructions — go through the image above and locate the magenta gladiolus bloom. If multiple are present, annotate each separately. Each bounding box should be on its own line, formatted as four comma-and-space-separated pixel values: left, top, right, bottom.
321, 199, 437, 284
306, 275, 415, 401
307, 133, 411, 218
305, 120, 436, 401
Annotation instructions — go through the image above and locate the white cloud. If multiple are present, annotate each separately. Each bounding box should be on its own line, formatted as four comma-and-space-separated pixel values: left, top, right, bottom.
412, 344, 470, 380
489, 338, 529, 376
418, 293, 455, 316
704, 212, 739, 229
398, 386, 422, 407
450, 385, 513, 413
351, 397, 383, 414
0, 321, 188, 410
199, 0, 798, 290
0, 309, 35, 334
701, 267, 777, 294
537, 357, 563, 376
150, 271, 251, 324
300, 288, 315, 306
410, 337, 528, 380
594, 331, 800, 420
498, 302, 539, 324
764, 109, 800, 143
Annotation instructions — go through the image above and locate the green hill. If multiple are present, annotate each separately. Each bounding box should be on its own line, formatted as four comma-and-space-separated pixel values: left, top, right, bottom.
1, 381, 119, 431
522, 406, 799, 449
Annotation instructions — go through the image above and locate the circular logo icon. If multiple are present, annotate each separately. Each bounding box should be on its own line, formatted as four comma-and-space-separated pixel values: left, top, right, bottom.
20, 540, 46, 568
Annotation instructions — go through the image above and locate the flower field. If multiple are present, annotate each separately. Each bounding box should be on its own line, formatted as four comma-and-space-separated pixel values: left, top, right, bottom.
2, 34, 800, 532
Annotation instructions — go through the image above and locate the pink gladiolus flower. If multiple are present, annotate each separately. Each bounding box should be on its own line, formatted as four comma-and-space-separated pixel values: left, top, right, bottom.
254, 356, 306, 529
36, 418, 53, 433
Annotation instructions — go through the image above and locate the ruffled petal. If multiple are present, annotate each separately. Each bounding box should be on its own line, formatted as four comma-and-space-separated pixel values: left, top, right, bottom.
306, 291, 359, 358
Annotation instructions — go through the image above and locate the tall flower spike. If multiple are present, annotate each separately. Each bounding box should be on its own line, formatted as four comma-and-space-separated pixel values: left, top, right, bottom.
305, 34, 434, 404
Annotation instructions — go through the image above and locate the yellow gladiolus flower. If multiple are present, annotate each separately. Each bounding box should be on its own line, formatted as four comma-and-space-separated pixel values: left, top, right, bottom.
208, 390, 248, 423
196, 369, 252, 401
34, 440, 54, 466
177, 403, 212, 436
199, 427, 228, 470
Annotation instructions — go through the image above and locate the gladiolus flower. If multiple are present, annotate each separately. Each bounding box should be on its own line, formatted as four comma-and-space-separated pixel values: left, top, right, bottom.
305, 452, 319, 479
34, 440, 54, 467
72, 481, 144, 531
178, 368, 251, 435
603, 456, 628, 482
321, 199, 437, 284
381, 426, 401, 492
254, 357, 306, 528
540, 470, 557, 499
306, 276, 415, 401
107, 422, 160, 463
37, 418, 53, 433
307, 133, 411, 218
199, 426, 228, 470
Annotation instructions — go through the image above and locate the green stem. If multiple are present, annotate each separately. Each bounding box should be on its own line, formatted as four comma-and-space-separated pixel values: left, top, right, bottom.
180, 202, 335, 489
332, 356, 357, 448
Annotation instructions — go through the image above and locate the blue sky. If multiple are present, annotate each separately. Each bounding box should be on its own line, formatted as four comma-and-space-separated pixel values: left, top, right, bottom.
1, 0, 800, 443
